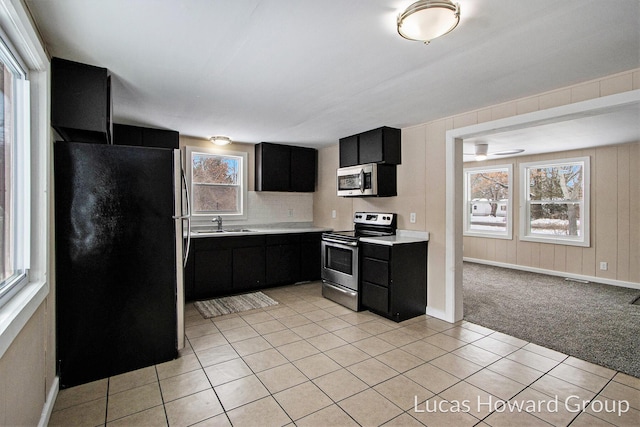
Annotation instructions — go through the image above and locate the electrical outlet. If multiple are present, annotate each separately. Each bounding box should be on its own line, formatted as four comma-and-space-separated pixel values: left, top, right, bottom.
288, 208, 293, 217
599, 262, 608, 271
331, 209, 336, 219
410, 213, 416, 223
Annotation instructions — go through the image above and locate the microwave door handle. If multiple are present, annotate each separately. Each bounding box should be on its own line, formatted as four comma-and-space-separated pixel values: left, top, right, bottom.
359, 169, 365, 193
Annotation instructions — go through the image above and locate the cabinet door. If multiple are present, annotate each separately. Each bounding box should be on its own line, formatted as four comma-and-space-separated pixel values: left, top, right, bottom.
193, 248, 233, 298
299, 233, 321, 281
51, 57, 111, 144
361, 258, 389, 287
256, 143, 291, 191
113, 123, 143, 146
358, 127, 401, 165
143, 127, 179, 149
233, 246, 265, 290
290, 146, 317, 192
362, 281, 389, 314
339, 135, 359, 167
113, 124, 179, 149
266, 234, 301, 285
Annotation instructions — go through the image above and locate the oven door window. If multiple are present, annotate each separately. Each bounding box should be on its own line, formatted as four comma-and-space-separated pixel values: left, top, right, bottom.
325, 245, 353, 275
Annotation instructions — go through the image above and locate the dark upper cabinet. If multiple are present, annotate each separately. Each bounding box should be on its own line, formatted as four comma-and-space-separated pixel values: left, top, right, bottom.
290, 146, 317, 192
359, 127, 401, 165
255, 142, 317, 192
113, 123, 179, 149
339, 126, 401, 167
339, 135, 359, 167
51, 57, 112, 144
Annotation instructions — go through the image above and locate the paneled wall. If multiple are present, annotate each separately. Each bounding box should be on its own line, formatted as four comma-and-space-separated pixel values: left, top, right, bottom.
463, 142, 640, 284
314, 68, 640, 318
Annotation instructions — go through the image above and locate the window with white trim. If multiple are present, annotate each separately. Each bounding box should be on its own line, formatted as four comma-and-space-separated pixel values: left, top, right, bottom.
520, 157, 590, 247
0, 34, 30, 307
185, 145, 248, 219
464, 165, 512, 239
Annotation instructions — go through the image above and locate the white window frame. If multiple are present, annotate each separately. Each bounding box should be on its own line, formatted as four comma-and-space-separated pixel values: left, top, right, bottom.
0, 0, 49, 363
463, 164, 513, 240
519, 156, 590, 247
0, 28, 30, 308
184, 145, 248, 222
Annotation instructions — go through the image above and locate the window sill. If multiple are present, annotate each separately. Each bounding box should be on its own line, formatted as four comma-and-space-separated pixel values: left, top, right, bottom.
519, 235, 590, 247
0, 279, 48, 359
463, 232, 513, 240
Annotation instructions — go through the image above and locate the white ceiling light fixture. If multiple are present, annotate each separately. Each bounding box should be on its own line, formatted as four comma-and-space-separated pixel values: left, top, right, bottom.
464, 142, 525, 161
210, 136, 232, 146
473, 142, 488, 161
397, 0, 461, 44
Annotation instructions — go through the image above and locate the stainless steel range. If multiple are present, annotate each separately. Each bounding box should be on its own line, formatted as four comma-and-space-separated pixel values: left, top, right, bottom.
321, 212, 397, 311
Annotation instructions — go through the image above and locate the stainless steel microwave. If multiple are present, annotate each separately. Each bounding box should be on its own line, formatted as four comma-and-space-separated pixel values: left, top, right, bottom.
337, 163, 397, 197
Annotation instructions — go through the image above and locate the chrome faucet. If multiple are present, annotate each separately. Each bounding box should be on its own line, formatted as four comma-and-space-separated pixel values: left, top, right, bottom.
212, 215, 223, 231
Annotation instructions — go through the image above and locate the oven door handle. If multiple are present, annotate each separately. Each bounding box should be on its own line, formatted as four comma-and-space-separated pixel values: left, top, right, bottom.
322, 237, 358, 247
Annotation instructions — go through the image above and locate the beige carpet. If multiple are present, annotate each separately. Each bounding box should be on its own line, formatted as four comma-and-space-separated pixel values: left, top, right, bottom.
194, 292, 279, 318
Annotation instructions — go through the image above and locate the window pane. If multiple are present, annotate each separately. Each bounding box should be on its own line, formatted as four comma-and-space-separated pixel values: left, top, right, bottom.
528, 164, 583, 201
192, 185, 239, 213
521, 157, 589, 246
1, 62, 14, 284
466, 168, 510, 235
529, 203, 582, 236
192, 154, 238, 185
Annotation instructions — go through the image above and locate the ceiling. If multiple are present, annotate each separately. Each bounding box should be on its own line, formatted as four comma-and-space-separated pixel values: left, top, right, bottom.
25, 0, 640, 151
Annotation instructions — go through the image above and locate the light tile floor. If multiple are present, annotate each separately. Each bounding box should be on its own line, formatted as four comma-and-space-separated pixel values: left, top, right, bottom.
49, 282, 640, 426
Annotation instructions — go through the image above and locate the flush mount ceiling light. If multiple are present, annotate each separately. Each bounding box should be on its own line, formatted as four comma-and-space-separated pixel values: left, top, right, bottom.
473, 143, 488, 161
210, 136, 232, 146
397, 0, 460, 44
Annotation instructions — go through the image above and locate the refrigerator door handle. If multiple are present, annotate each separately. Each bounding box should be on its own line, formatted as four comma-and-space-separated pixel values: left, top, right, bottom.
181, 170, 191, 267
171, 171, 191, 267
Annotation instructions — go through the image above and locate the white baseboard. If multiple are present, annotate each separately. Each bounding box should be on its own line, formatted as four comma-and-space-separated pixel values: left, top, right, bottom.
426, 306, 448, 322
464, 258, 640, 290
38, 376, 59, 427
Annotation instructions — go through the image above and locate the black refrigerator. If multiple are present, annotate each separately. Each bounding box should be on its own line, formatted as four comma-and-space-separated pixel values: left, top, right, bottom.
54, 141, 187, 388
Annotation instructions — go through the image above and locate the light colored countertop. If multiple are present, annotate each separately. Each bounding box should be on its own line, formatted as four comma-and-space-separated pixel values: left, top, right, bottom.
189, 222, 331, 238
360, 230, 430, 246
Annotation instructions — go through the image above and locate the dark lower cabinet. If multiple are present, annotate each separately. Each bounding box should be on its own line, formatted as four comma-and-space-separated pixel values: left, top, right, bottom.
187, 235, 266, 300
185, 232, 322, 300
266, 236, 300, 286
360, 241, 427, 322
194, 248, 233, 296
233, 246, 266, 290
300, 233, 322, 280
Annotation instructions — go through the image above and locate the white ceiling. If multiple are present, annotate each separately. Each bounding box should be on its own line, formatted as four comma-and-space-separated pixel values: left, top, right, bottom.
25, 0, 640, 151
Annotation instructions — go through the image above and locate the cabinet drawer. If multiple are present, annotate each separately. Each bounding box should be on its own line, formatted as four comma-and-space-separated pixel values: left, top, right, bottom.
361, 258, 389, 286
361, 244, 390, 260
361, 281, 389, 314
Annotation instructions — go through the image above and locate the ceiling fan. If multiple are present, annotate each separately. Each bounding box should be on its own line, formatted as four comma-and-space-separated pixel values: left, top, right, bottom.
464, 142, 524, 161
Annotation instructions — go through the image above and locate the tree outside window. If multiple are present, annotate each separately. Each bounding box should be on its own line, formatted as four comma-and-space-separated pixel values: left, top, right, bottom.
192, 153, 240, 213
520, 157, 590, 246
464, 165, 512, 239
185, 146, 248, 220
